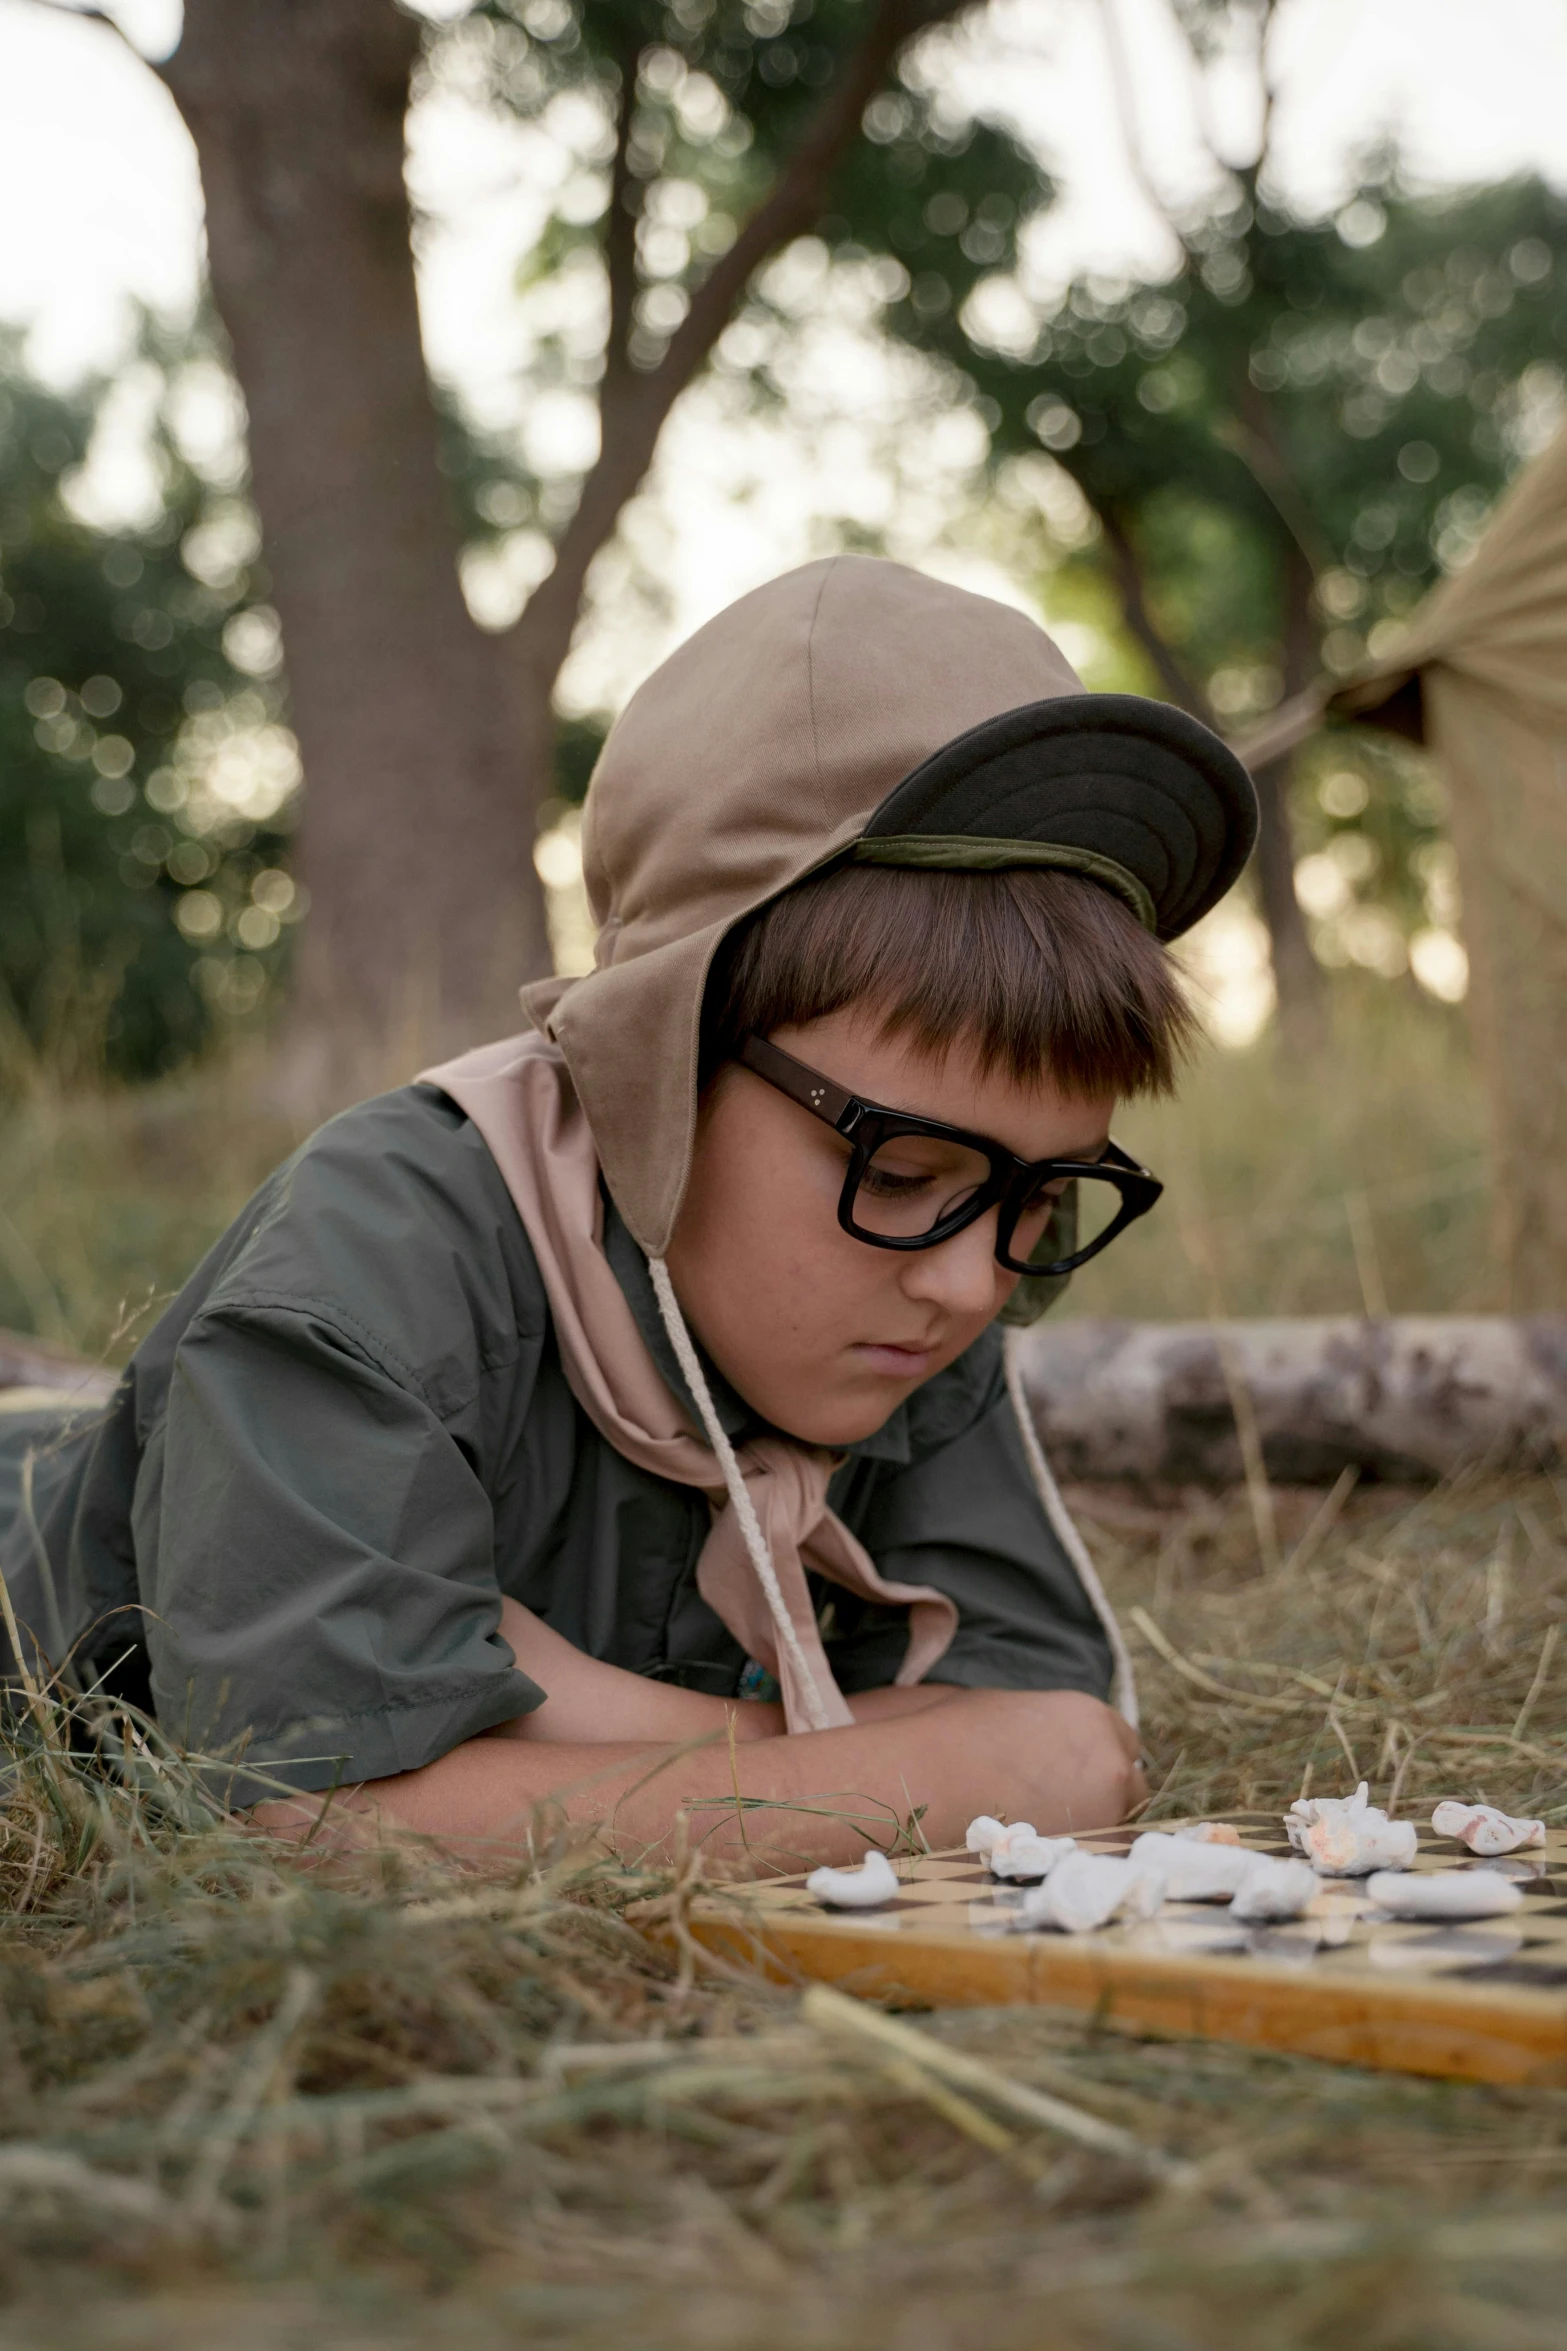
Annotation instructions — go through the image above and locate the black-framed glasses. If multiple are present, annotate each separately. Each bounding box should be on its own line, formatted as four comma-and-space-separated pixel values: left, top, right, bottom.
738, 1033, 1163, 1278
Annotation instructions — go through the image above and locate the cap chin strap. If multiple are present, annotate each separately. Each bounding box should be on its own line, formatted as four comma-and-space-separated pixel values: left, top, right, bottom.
646, 1256, 835, 1731
1001, 1330, 1139, 1729
649, 1259, 1137, 1736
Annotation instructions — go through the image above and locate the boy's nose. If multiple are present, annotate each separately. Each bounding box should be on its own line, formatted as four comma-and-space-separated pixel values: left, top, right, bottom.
897, 1211, 1004, 1319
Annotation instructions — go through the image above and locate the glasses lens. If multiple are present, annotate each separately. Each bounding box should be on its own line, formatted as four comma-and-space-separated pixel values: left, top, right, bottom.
851, 1133, 993, 1240
1007, 1169, 1127, 1271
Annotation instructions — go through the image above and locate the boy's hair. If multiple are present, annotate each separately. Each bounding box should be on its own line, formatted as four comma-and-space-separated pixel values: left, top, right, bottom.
701, 863, 1196, 1098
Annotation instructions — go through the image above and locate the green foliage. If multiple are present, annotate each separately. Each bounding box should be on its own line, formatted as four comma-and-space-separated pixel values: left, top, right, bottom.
436, 0, 1045, 570
427, 0, 1567, 998
0, 329, 296, 1083
549, 711, 608, 806
807, 69, 1043, 349
975, 175, 1567, 675
939, 150, 1567, 965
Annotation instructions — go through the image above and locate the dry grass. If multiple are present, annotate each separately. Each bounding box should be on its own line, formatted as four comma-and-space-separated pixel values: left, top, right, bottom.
0, 972, 1496, 1361
1066, 978, 1495, 1322
0, 1047, 303, 1364
1084, 1471, 1567, 1827
0, 1473, 1564, 2349
0, 983, 1557, 2342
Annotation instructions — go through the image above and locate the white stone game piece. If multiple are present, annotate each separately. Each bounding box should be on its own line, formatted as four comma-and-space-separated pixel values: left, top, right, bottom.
987, 1829, 1077, 1882
1430, 1801, 1546, 1857
1017, 1850, 1163, 1935
1285, 1783, 1418, 1876
1285, 1782, 1368, 1851
1128, 1831, 1258, 1902
806, 1850, 899, 1910
1176, 1821, 1244, 1846
1229, 1857, 1317, 1924
964, 1816, 1010, 1857
1365, 1869, 1525, 1922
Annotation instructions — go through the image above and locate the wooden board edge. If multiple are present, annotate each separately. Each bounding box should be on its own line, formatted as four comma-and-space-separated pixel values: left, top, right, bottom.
681, 1910, 1567, 2088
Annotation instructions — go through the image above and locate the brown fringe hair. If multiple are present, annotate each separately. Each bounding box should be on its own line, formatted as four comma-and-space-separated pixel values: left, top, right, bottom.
701, 864, 1197, 1099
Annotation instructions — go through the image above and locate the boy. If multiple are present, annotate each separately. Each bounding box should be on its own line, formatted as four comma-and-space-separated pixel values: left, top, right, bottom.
2, 557, 1255, 1868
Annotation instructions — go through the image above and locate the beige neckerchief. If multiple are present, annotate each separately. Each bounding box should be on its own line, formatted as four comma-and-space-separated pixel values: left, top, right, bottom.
418, 1032, 959, 1733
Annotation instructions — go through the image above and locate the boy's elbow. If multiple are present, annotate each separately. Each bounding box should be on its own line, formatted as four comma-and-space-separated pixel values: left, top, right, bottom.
1045, 1686, 1146, 1828
1102, 1711, 1147, 1826
984, 1685, 1145, 1829
934, 1684, 1146, 1835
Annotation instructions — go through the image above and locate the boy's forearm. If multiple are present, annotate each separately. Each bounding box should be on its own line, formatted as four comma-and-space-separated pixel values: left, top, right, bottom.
492, 1597, 964, 1748
253, 1688, 1140, 1871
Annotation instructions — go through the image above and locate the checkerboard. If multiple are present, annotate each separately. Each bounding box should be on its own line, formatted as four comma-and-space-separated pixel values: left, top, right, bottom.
685, 1817, 1567, 2084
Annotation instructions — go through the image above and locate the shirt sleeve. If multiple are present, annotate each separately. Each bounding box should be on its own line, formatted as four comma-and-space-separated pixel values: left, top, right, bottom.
823, 1356, 1114, 1703
137, 1295, 543, 1803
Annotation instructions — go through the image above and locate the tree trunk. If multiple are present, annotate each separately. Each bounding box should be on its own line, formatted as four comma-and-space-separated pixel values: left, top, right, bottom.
1253, 545, 1324, 1053
162, 0, 550, 1068
1091, 506, 1324, 1052
0, 1329, 117, 1408
1249, 747, 1321, 1051
1015, 1315, 1567, 1486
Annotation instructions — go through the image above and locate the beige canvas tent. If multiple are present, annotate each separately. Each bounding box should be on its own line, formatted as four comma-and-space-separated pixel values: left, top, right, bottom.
1239, 426, 1567, 1307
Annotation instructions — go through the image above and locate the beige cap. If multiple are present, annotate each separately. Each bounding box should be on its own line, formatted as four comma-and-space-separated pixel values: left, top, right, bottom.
522, 554, 1253, 1255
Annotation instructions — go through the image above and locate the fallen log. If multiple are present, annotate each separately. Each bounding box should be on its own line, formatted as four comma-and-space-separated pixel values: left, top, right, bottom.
4, 1321, 1565, 1487
0, 1330, 118, 1411
1016, 1316, 1567, 1487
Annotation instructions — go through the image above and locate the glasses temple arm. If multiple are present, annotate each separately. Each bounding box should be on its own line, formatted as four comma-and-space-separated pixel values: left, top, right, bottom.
738, 1034, 860, 1131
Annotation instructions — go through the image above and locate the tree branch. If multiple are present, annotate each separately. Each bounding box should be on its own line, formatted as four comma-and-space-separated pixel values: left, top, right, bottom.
657, 0, 965, 400
602, 32, 642, 388
1097, 503, 1219, 727
1219, 381, 1333, 583
511, 0, 974, 686
1106, 0, 1283, 238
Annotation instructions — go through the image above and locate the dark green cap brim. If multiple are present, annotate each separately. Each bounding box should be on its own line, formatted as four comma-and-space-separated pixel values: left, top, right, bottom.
854, 694, 1258, 940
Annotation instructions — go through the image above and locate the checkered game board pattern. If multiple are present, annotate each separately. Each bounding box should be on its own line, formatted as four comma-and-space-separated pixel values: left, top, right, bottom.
718, 1817, 1567, 1994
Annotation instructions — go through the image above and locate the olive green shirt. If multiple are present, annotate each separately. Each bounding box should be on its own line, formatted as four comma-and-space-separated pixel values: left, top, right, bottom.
0, 1083, 1110, 1800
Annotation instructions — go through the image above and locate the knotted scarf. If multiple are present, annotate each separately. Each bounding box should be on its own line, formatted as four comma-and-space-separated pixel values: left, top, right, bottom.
418, 1032, 960, 1733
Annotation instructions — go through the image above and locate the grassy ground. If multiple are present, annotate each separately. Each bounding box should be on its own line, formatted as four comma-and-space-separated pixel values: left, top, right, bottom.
2, 980, 1559, 2347
0, 1472, 1564, 2350
0, 1045, 304, 1365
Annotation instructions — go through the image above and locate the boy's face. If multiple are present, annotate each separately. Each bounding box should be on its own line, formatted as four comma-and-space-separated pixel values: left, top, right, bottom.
665, 1006, 1116, 1446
